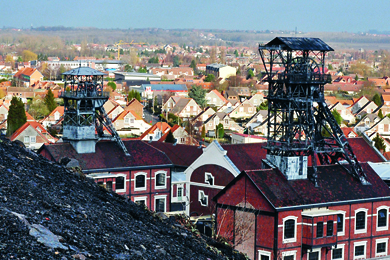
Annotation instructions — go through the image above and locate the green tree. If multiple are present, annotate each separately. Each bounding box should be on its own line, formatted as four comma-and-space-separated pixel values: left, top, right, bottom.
331, 109, 342, 125
372, 93, 382, 106
379, 109, 384, 119
373, 133, 386, 152
234, 50, 239, 58
188, 85, 207, 108
28, 96, 50, 120
138, 67, 147, 73
204, 74, 215, 82
148, 56, 159, 63
257, 101, 268, 111
127, 89, 141, 102
44, 89, 57, 113
327, 64, 333, 70
190, 59, 197, 72
201, 125, 206, 139
7, 97, 27, 136
216, 123, 224, 139
355, 74, 359, 81
153, 96, 161, 115
165, 130, 175, 143
124, 64, 133, 72
107, 81, 117, 92
247, 69, 254, 79
173, 56, 180, 67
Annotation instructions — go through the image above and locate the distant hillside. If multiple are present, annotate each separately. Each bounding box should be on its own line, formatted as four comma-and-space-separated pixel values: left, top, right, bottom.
0, 137, 246, 259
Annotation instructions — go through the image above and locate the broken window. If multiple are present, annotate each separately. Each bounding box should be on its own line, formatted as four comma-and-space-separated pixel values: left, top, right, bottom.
116, 176, 125, 190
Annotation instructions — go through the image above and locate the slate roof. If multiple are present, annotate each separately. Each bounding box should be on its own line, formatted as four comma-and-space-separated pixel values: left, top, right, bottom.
62, 67, 105, 76
261, 37, 334, 52
170, 98, 192, 115
39, 140, 172, 171
148, 142, 203, 167
242, 163, 390, 209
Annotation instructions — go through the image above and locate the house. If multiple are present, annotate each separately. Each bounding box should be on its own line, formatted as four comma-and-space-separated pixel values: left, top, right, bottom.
350, 96, 370, 115
10, 121, 57, 150
203, 112, 243, 136
382, 94, 390, 106
112, 110, 150, 136
191, 107, 216, 133
330, 102, 355, 124
142, 84, 188, 99
162, 96, 183, 113
369, 116, 390, 136
124, 98, 144, 118
225, 89, 239, 100
341, 127, 358, 138
230, 133, 267, 144
106, 104, 125, 121
40, 106, 64, 128
248, 93, 265, 107
355, 114, 380, 134
159, 125, 198, 145
0, 103, 8, 122
139, 122, 171, 142
13, 68, 44, 87
170, 98, 202, 118
39, 140, 172, 213
229, 87, 251, 101
354, 101, 378, 119
103, 98, 121, 115
206, 64, 237, 83
214, 163, 390, 260
246, 110, 268, 132
229, 99, 257, 119
205, 90, 228, 108
6, 87, 35, 101
150, 67, 194, 79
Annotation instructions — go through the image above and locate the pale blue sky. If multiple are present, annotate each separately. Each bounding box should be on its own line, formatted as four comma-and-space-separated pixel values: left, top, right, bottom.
2, 0, 389, 32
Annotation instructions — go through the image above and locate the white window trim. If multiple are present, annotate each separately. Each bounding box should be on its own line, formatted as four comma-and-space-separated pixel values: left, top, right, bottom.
134, 172, 147, 191
307, 248, 321, 260
30, 136, 36, 144
177, 186, 183, 201
353, 241, 367, 259
114, 174, 127, 193
258, 250, 271, 260
205, 172, 214, 186
154, 195, 167, 213
24, 136, 30, 143
337, 211, 346, 236
282, 216, 298, 243
282, 250, 297, 260
354, 208, 368, 234
375, 238, 389, 257
376, 206, 389, 231
199, 190, 208, 207
155, 171, 167, 190
331, 244, 345, 260
133, 196, 147, 205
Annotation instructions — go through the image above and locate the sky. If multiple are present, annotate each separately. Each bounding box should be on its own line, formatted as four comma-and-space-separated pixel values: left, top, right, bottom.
2, 0, 389, 33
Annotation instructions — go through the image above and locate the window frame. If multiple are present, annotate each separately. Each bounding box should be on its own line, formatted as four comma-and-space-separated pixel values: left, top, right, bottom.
282, 250, 296, 260
354, 208, 368, 234
377, 206, 389, 231
353, 241, 367, 259
114, 174, 127, 193
155, 171, 167, 190
199, 190, 208, 207
337, 212, 346, 236
316, 221, 324, 238
134, 172, 147, 191
327, 220, 334, 237
375, 238, 389, 257
308, 248, 321, 260
134, 196, 147, 206
154, 195, 167, 213
282, 216, 298, 243
30, 136, 36, 144
24, 136, 30, 143
205, 172, 214, 186
258, 250, 271, 260
331, 244, 345, 260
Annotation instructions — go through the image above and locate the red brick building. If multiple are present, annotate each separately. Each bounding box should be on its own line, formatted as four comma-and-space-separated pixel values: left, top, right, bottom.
39, 140, 173, 212
214, 164, 390, 260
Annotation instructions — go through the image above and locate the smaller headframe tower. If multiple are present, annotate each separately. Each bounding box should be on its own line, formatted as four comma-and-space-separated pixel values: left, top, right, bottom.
258, 37, 368, 185
61, 66, 129, 156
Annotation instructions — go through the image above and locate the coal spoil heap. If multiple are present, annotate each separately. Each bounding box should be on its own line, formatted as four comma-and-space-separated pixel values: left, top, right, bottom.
0, 137, 246, 260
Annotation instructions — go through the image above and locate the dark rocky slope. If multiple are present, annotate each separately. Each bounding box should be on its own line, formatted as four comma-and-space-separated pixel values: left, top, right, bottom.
0, 137, 246, 260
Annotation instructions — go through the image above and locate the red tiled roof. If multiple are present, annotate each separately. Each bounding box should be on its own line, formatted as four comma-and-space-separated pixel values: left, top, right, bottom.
341, 127, 357, 137
240, 163, 390, 209
210, 89, 228, 103
114, 110, 142, 121
138, 122, 171, 140
39, 140, 173, 171
25, 111, 35, 121
10, 121, 55, 143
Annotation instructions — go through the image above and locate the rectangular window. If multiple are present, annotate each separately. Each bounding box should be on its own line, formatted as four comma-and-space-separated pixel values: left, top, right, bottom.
355, 245, 365, 257
308, 251, 319, 260
106, 181, 112, 192
327, 220, 334, 236
155, 198, 165, 212
377, 242, 386, 254
337, 214, 344, 233
116, 176, 125, 190
124, 118, 129, 124
284, 256, 294, 260
261, 255, 270, 260
30, 136, 36, 143
135, 174, 146, 189
317, 222, 323, 238
24, 136, 30, 143
332, 248, 342, 259
155, 173, 166, 188
177, 187, 183, 200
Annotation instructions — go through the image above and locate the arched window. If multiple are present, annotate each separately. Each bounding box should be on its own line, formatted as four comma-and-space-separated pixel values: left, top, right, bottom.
356, 211, 366, 230
378, 208, 388, 228
155, 172, 166, 188
284, 219, 295, 239
135, 174, 146, 189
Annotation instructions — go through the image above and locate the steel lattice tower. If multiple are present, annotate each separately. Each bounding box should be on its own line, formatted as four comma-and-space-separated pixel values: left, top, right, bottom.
61, 67, 129, 156
259, 37, 368, 185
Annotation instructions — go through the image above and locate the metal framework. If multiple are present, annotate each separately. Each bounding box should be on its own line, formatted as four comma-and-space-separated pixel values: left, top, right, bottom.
61, 67, 130, 156
259, 37, 368, 185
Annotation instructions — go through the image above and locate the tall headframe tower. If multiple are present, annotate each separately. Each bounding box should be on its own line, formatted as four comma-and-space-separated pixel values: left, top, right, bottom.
259, 37, 368, 185
61, 67, 129, 156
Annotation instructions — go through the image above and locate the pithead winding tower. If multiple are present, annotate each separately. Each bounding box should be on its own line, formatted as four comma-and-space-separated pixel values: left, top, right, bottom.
259, 37, 368, 186
60, 66, 129, 156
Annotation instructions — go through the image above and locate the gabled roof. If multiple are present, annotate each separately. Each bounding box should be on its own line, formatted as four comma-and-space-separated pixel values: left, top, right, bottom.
170, 98, 192, 114
10, 121, 55, 143
261, 37, 334, 51
126, 98, 144, 108
113, 109, 142, 121
39, 140, 172, 171
216, 163, 390, 210
25, 111, 35, 122
138, 122, 171, 140
148, 142, 203, 167
208, 89, 227, 103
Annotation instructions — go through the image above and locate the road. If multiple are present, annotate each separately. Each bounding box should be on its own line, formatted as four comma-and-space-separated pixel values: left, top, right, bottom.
143, 110, 159, 125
